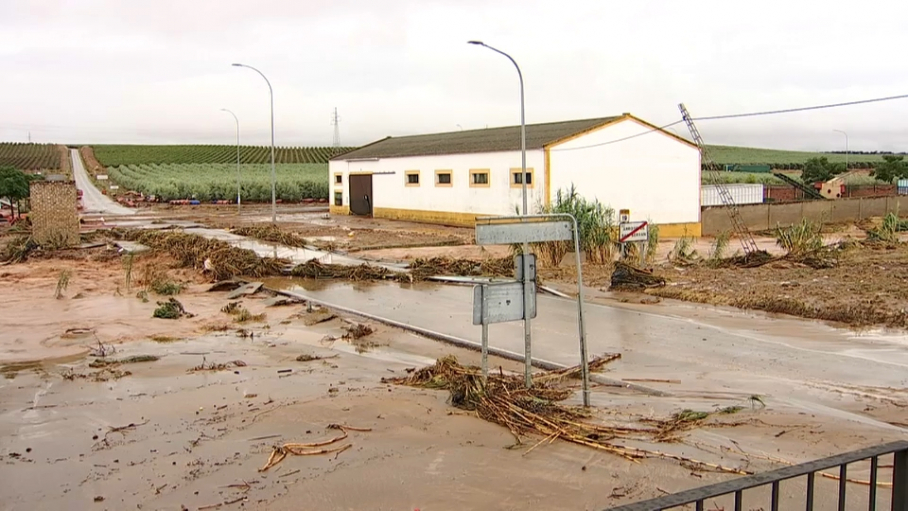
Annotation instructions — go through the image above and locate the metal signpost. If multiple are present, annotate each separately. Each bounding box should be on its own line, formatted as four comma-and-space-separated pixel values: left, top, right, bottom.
619, 220, 649, 265
473, 214, 591, 406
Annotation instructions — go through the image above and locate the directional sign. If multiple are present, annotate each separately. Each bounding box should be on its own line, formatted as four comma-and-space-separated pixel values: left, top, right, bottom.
619, 221, 648, 243
475, 220, 572, 246
472, 282, 537, 325
96, 175, 108, 180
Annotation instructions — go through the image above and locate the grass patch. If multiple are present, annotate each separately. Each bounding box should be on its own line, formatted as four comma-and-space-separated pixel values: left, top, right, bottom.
55, 269, 72, 299
89, 355, 159, 368
774, 219, 823, 256
152, 298, 192, 319
149, 335, 180, 343
234, 307, 266, 323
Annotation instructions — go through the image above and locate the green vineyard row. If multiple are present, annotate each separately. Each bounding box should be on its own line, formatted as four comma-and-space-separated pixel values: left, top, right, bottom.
0, 143, 64, 170
106, 163, 329, 202
92, 145, 354, 166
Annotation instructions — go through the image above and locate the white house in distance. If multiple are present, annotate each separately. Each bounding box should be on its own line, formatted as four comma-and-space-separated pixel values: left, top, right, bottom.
329, 113, 702, 237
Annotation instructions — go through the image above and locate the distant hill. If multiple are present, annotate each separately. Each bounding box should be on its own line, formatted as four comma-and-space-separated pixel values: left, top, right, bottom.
91, 144, 355, 166
707, 145, 905, 168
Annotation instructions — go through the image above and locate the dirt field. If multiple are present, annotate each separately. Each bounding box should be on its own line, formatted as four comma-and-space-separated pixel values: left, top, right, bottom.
3, 247, 905, 509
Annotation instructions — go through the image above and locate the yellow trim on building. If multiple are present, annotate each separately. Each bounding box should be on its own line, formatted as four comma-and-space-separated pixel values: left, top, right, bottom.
544, 149, 552, 206
329, 204, 350, 215
435, 169, 453, 187
404, 170, 420, 187
544, 115, 628, 148
373, 207, 480, 227
656, 222, 702, 238
349, 171, 373, 175
510, 167, 535, 189
469, 169, 491, 188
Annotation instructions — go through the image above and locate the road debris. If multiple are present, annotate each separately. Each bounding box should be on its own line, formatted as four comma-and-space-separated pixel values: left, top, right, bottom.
258, 424, 370, 472
227, 281, 263, 300
153, 298, 193, 319
296, 353, 339, 362
386, 355, 749, 475
188, 357, 246, 373
609, 262, 665, 290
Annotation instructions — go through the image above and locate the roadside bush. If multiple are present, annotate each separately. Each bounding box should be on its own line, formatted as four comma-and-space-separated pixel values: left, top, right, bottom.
774, 219, 823, 256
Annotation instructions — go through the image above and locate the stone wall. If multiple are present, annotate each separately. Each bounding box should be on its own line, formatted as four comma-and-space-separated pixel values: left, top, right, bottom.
29, 180, 79, 247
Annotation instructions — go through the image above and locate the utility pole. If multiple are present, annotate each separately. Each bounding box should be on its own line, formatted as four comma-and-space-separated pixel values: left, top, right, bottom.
331, 108, 341, 148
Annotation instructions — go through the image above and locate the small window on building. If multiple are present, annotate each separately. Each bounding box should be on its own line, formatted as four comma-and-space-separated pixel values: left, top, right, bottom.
511, 168, 535, 188
334, 191, 342, 206
435, 170, 453, 187
470, 169, 490, 187
405, 170, 420, 186
334, 173, 342, 184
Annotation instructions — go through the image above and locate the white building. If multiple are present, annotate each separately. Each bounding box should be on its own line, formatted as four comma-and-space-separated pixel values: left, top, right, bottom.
329, 113, 702, 237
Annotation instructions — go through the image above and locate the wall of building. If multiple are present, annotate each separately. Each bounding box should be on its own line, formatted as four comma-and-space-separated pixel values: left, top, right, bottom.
29, 180, 80, 247
701, 184, 764, 207
702, 196, 908, 235
547, 118, 702, 228
329, 150, 546, 225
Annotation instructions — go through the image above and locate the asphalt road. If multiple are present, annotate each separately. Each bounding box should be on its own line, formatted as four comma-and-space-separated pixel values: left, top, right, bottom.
70, 148, 134, 216
283, 280, 908, 425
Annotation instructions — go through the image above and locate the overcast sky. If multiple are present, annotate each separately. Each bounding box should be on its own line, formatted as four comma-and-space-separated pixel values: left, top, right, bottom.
2, 0, 907, 151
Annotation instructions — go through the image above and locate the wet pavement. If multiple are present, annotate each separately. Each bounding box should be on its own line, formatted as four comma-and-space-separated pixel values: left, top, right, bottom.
183, 227, 407, 269
71, 149, 135, 216
272, 279, 908, 428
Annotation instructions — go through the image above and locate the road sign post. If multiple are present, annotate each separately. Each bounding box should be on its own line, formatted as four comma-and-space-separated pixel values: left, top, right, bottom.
474, 215, 590, 406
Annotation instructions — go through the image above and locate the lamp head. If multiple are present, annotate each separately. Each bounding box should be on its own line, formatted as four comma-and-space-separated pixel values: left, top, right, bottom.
231, 63, 243, 67
467, 40, 484, 46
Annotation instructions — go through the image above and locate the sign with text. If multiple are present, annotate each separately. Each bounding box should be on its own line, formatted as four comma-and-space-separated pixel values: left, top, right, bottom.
475, 220, 572, 246
619, 221, 649, 243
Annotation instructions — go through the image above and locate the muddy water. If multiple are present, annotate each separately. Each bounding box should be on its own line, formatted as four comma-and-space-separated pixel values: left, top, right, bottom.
4, 322, 903, 510
265, 278, 908, 425
184, 227, 408, 271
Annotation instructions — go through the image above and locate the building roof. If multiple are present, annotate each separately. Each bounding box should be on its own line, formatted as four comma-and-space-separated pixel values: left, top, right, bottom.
332, 116, 627, 161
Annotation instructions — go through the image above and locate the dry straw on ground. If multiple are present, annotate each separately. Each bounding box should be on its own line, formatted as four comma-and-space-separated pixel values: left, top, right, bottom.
386, 355, 750, 475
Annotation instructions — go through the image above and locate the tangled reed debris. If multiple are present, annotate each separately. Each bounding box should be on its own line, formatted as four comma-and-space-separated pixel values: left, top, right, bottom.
125, 230, 287, 281
290, 260, 409, 282
232, 225, 310, 248
610, 262, 665, 290
289, 256, 514, 283
385, 356, 750, 475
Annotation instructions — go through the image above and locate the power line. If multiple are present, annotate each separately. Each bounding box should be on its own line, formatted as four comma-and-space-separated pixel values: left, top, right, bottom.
549, 120, 684, 152
550, 92, 908, 153
691, 93, 908, 121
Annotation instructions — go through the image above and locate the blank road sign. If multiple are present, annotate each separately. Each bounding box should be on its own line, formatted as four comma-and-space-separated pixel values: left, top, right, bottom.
619, 221, 649, 243
472, 282, 537, 325
475, 221, 573, 246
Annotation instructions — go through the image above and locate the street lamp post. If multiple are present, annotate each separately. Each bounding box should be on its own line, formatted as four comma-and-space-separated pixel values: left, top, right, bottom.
232, 63, 277, 223
468, 40, 533, 388
834, 129, 849, 173
220, 109, 241, 215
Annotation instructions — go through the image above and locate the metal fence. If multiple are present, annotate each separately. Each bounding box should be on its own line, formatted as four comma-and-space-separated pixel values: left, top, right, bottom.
606, 441, 908, 511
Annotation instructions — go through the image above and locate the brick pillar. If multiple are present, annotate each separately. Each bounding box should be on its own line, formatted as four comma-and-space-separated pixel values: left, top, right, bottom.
29, 180, 80, 247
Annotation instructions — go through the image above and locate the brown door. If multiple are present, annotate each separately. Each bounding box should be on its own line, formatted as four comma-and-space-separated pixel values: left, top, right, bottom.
349, 174, 373, 216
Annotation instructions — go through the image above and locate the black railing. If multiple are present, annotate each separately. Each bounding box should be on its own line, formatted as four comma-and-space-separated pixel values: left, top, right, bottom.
606, 440, 908, 511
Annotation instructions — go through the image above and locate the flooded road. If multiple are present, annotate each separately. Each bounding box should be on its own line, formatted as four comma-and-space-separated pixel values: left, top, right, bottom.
274, 279, 908, 423
71, 149, 135, 216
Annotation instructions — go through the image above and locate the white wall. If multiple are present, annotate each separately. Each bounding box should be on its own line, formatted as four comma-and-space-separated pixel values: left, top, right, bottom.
548, 118, 701, 224
330, 150, 546, 216
701, 183, 764, 207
